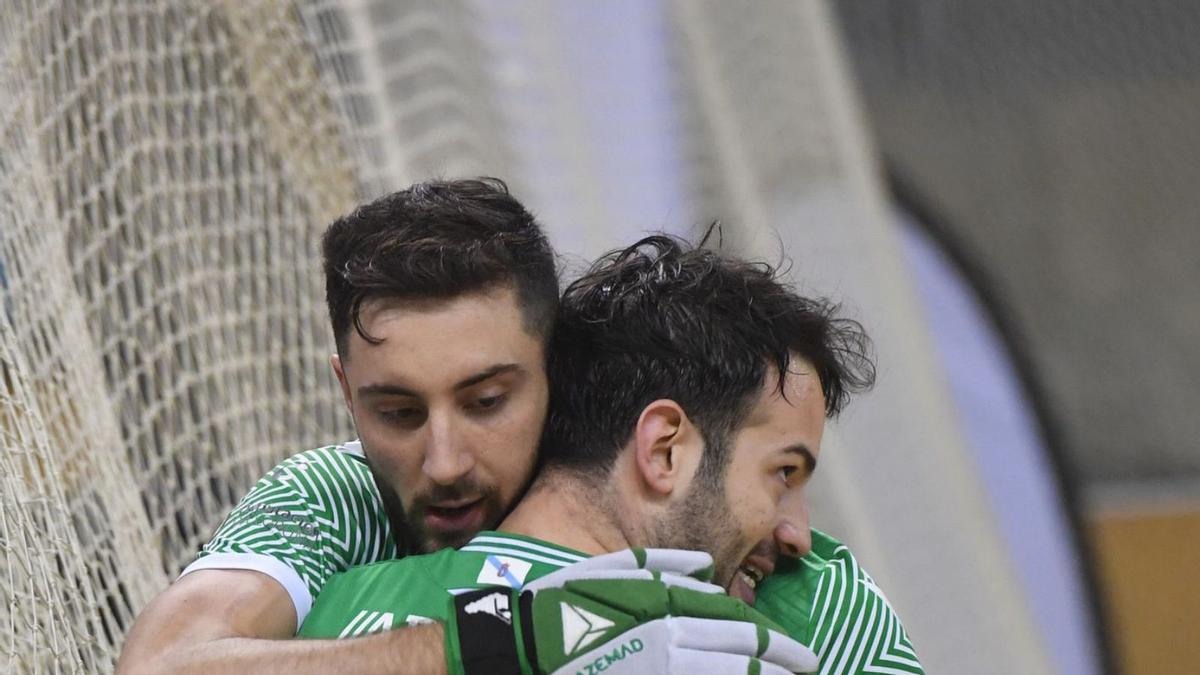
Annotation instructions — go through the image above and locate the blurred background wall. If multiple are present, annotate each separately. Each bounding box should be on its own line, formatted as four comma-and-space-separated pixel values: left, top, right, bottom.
1, 1, 1196, 673
833, 4, 1200, 673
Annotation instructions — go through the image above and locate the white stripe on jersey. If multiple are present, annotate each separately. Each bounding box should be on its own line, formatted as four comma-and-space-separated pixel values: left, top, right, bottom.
459, 544, 578, 568
466, 534, 588, 564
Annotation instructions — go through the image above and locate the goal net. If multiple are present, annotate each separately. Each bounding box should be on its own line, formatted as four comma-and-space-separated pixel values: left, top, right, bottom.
0, 1, 508, 670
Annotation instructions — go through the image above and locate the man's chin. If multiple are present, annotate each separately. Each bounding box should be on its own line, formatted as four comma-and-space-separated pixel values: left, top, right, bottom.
414, 498, 492, 551
419, 532, 471, 553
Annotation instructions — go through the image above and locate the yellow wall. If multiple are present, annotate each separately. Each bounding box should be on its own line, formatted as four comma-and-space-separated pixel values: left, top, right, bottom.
1089, 508, 1200, 675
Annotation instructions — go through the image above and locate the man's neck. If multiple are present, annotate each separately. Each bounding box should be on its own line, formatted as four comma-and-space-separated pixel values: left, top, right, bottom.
498, 469, 632, 555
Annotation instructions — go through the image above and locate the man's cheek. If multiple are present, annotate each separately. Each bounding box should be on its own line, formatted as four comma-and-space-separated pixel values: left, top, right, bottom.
369, 452, 416, 495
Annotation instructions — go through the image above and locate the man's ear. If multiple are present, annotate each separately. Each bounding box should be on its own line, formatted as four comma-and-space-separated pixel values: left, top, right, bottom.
633, 399, 703, 497
331, 353, 353, 416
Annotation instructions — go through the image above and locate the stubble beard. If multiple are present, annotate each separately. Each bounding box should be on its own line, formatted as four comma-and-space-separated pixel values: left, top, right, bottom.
651, 473, 742, 587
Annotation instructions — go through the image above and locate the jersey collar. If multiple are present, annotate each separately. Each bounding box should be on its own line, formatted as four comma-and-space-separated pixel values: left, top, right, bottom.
460, 530, 589, 569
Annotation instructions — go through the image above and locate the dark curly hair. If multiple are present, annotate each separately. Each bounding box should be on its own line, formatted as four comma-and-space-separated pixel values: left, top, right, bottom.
322, 178, 559, 356
541, 232, 875, 478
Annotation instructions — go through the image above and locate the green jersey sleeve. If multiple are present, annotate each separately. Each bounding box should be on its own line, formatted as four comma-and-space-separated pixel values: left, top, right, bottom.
181, 441, 397, 626
755, 529, 924, 674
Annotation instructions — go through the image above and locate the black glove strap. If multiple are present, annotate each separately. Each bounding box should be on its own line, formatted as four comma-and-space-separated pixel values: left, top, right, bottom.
519, 592, 539, 673
454, 588, 523, 675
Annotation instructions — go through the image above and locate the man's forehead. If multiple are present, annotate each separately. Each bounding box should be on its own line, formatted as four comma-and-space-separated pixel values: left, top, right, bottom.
729, 365, 826, 472
357, 285, 523, 326
744, 365, 825, 425
349, 289, 531, 351
343, 288, 544, 384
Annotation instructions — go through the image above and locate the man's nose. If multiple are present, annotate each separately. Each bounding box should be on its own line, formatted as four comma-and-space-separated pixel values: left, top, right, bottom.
422, 411, 474, 485
775, 489, 812, 558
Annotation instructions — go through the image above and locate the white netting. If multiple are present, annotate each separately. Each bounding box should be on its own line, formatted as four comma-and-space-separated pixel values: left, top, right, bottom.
0, 1, 507, 671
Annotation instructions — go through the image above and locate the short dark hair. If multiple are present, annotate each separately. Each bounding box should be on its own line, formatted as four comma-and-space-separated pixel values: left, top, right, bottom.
541, 233, 875, 477
322, 178, 559, 356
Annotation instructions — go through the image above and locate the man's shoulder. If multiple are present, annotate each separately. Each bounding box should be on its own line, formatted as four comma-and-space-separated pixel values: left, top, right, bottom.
755, 529, 923, 673
260, 441, 373, 487
206, 440, 385, 546
187, 439, 397, 626
233, 440, 383, 522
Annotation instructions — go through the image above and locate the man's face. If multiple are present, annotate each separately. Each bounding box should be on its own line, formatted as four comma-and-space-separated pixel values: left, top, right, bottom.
659, 363, 825, 601
333, 286, 549, 552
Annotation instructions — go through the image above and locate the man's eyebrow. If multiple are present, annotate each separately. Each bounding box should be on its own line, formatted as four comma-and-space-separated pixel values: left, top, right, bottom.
356, 363, 521, 399
781, 444, 818, 475
356, 383, 416, 398
453, 363, 520, 390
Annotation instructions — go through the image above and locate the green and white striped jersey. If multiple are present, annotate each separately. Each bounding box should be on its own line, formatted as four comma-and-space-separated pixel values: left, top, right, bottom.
185, 441, 923, 673
759, 531, 923, 674
298, 531, 586, 639
182, 442, 395, 623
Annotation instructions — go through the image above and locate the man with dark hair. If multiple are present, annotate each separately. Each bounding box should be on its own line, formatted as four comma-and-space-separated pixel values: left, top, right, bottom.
118, 179, 922, 675
539, 234, 873, 586
321, 178, 559, 555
